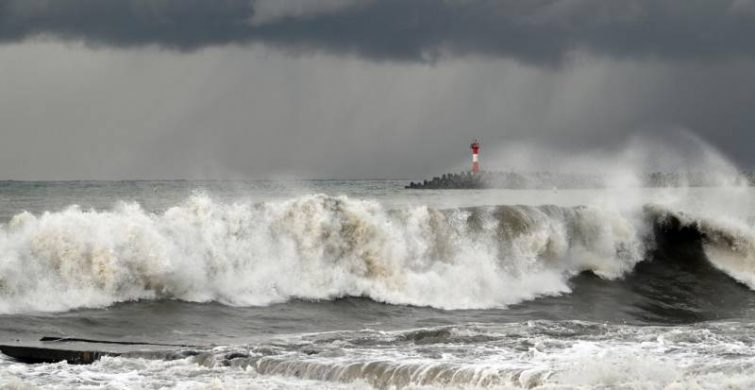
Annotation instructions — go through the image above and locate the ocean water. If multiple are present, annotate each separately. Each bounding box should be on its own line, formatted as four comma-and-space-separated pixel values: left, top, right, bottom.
1, 180, 755, 389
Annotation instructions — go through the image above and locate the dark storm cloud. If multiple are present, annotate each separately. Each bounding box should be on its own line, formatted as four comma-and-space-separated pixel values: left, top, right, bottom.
2, 0, 755, 64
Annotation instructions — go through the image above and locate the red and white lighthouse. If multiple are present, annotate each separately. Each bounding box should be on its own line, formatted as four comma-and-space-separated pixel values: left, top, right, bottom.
470, 139, 480, 174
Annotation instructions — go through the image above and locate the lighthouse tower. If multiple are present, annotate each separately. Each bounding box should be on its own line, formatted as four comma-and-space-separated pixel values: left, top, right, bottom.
470, 139, 480, 174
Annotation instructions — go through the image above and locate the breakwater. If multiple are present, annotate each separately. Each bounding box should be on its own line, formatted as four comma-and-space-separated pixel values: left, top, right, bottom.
406, 170, 755, 189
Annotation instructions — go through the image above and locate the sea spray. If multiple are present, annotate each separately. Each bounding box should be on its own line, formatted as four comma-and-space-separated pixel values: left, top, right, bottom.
0, 194, 648, 313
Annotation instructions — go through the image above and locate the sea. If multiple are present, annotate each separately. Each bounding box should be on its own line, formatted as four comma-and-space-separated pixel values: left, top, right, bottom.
1, 179, 755, 389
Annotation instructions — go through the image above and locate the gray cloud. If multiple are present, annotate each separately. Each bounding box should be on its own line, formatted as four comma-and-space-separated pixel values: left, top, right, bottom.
250, 0, 369, 26
2, 0, 755, 64
2, 2, 755, 180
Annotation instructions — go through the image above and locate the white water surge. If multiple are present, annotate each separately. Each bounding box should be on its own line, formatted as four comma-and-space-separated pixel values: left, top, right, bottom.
4, 321, 755, 389
0, 194, 650, 313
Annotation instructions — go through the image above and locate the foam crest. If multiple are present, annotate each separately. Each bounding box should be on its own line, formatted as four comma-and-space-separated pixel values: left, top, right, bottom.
0, 194, 647, 313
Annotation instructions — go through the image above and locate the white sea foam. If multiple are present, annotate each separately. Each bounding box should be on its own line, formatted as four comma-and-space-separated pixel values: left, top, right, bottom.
0, 194, 648, 313
214, 322, 755, 389
4, 322, 755, 389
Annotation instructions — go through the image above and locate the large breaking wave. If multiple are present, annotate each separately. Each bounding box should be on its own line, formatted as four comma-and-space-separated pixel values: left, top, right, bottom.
0, 193, 752, 314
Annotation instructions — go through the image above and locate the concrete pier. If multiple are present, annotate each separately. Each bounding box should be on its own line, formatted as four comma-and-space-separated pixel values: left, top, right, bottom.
0, 337, 196, 365
0, 344, 116, 364
405, 170, 755, 189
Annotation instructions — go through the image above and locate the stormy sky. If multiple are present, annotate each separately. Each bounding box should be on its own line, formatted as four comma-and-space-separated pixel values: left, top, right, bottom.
1, 0, 754, 179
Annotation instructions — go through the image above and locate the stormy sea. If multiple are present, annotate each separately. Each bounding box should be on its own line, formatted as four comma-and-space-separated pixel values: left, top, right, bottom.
2, 178, 755, 389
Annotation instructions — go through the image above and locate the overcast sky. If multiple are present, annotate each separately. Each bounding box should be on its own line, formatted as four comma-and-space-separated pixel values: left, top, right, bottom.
1, 0, 754, 179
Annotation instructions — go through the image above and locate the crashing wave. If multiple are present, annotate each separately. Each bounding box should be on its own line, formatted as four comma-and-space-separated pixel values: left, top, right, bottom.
648, 204, 755, 289
0, 194, 650, 313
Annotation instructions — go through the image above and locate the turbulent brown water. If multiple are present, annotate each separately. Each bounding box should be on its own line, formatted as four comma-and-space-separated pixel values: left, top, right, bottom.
2, 180, 755, 389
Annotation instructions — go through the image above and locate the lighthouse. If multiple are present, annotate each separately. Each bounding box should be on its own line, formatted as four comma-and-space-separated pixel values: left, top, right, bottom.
470, 139, 480, 174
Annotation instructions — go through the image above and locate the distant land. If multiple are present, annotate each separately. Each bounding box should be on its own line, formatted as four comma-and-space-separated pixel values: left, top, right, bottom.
406, 171, 755, 189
